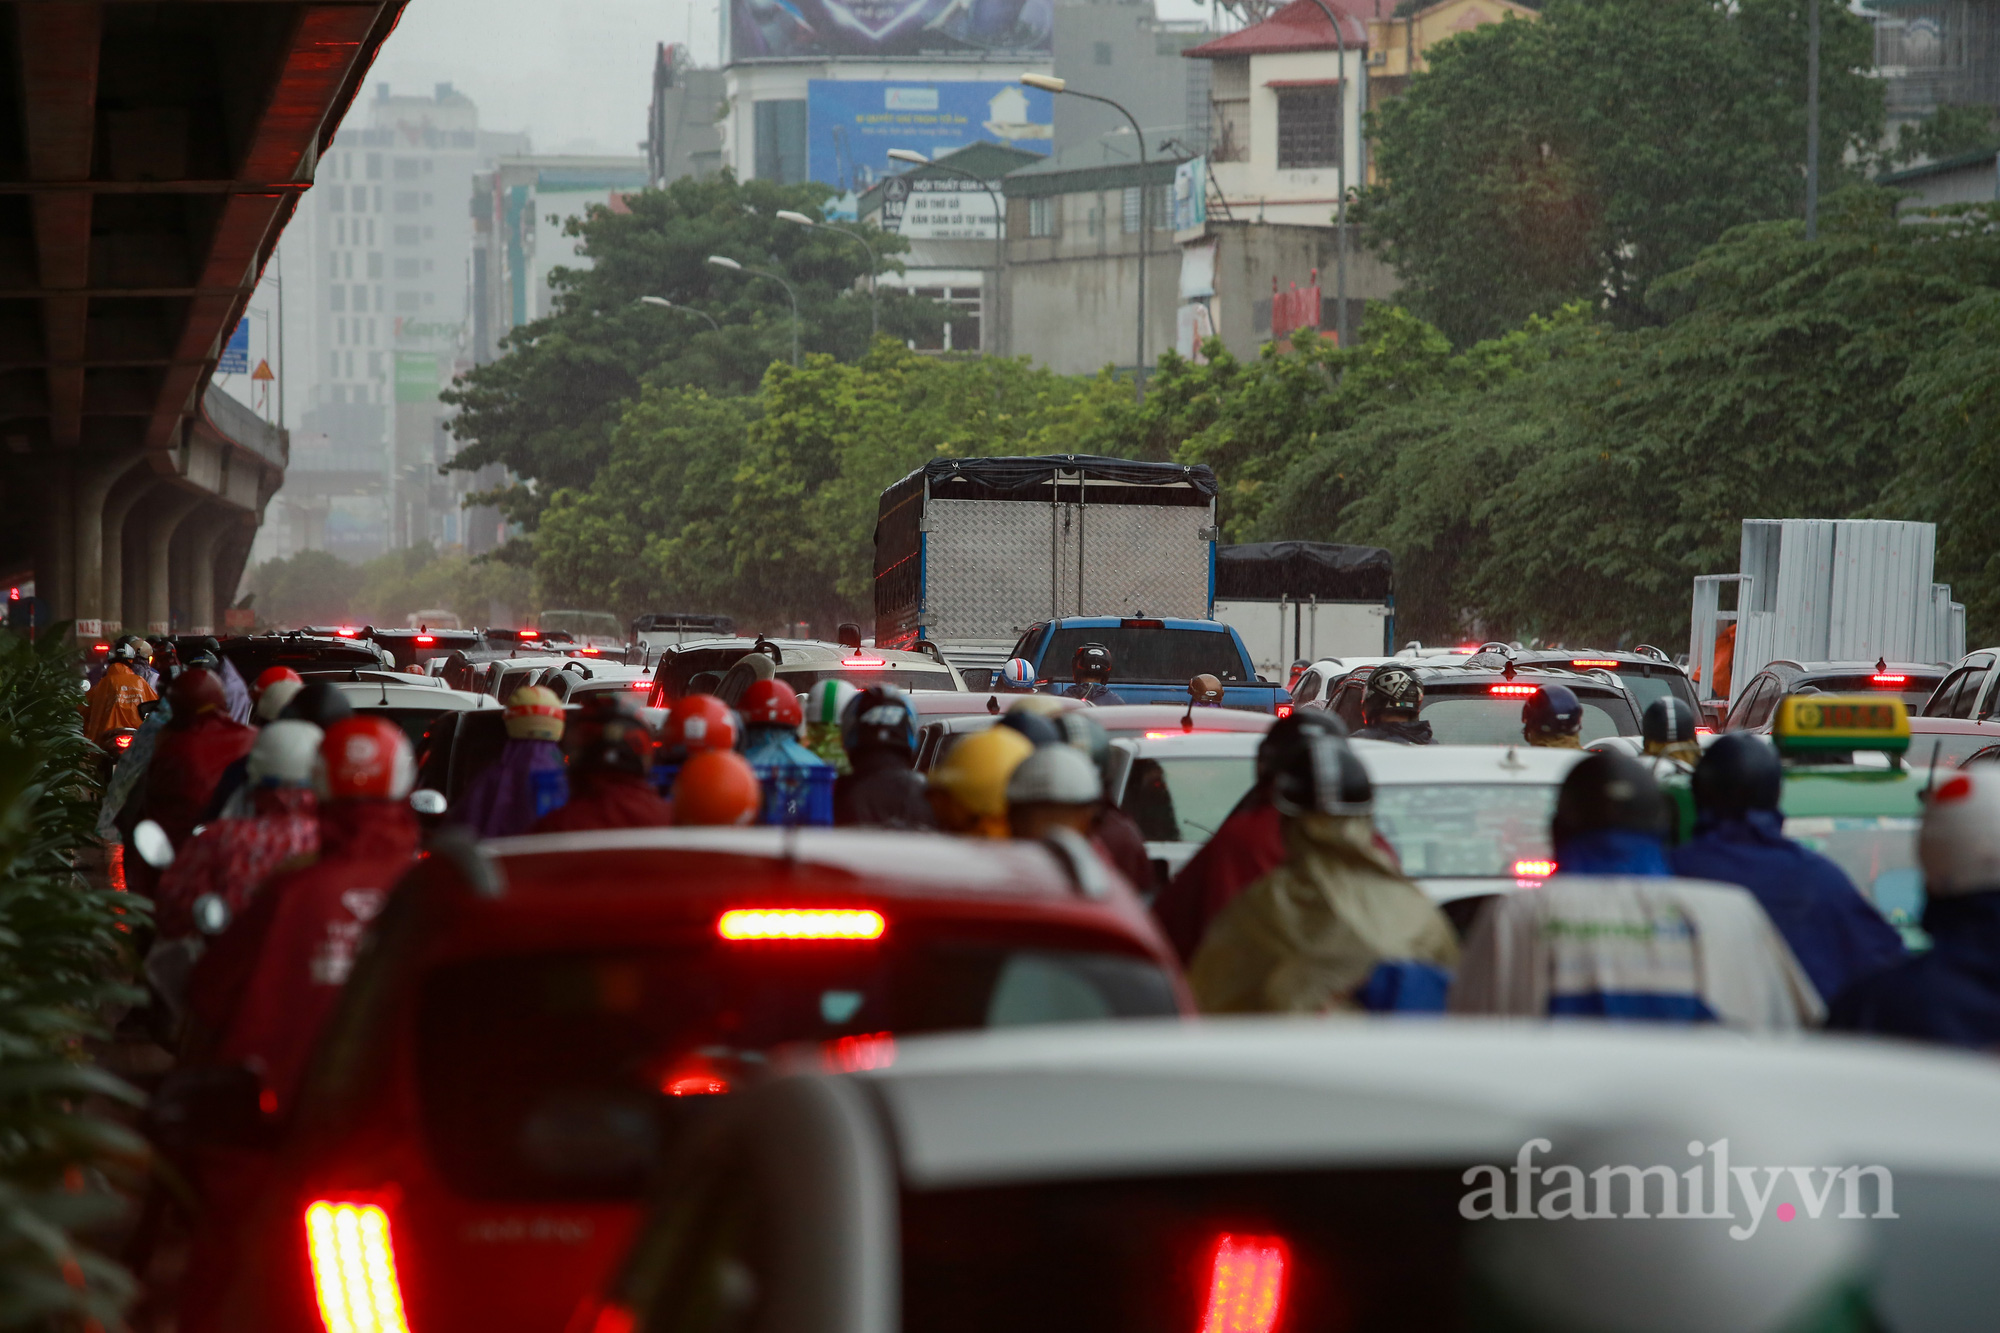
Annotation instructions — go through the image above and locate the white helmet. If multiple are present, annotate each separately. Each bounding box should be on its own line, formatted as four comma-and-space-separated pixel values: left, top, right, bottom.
806, 678, 860, 729
1005, 743, 1102, 807
1920, 762, 2000, 898
246, 720, 324, 789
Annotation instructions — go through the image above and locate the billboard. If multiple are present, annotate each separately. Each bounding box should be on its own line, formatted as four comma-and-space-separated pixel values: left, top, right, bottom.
219, 317, 250, 374
733, 0, 1052, 60
807, 80, 1051, 193
878, 175, 1001, 240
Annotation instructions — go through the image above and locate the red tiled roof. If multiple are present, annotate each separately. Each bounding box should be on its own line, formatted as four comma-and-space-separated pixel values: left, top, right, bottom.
1184, 0, 1370, 58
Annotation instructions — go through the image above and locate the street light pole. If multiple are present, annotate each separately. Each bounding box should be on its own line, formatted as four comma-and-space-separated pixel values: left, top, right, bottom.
1806, 0, 1820, 241
706, 255, 800, 367
1298, 0, 1351, 348
776, 210, 880, 341
886, 149, 1006, 357
1021, 75, 1150, 400
638, 294, 721, 333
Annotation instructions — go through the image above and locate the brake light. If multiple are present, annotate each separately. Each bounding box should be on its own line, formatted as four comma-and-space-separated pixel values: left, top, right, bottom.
1513, 859, 1555, 877
1489, 684, 1538, 696
841, 656, 887, 668
1570, 658, 1618, 668
1872, 673, 1907, 685
580, 646, 601, 655
629, 678, 652, 690
717, 908, 886, 941
1121, 618, 1166, 629
1695, 726, 1714, 735
415, 635, 433, 645
305, 1201, 411, 1333
1200, 1234, 1288, 1333
1451, 646, 1476, 654
112, 733, 134, 750
1275, 703, 1293, 719
659, 1054, 731, 1096
336, 627, 356, 638
825, 1031, 896, 1072
91, 642, 110, 654
519, 628, 539, 639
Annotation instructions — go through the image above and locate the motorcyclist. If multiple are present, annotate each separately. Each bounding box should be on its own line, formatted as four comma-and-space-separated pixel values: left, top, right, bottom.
660, 692, 740, 770
136, 669, 256, 856
1670, 734, 1904, 1006
250, 666, 305, 722
189, 636, 252, 723
452, 685, 569, 838
128, 636, 158, 688
998, 657, 1038, 692
1449, 752, 1821, 1027
833, 687, 934, 830
926, 725, 1035, 838
1350, 665, 1432, 744
277, 680, 355, 729
81, 640, 156, 743
1522, 683, 1584, 749
1154, 710, 1349, 961
1190, 673, 1225, 707
803, 679, 858, 772
1043, 710, 1153, 890
1006, 743, 1108, 843
1062, 643, 1126, 706
1828, 764, 2000, 1046
670, 749, 763, 826
531, 694, 675, 833
196, 667, 313, 823
1189, 731, 1458, 1014
739, 678, 832, 825
1640, 696, 1702, 770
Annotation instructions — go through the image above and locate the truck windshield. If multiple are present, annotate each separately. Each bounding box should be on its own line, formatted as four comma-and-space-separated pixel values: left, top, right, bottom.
1038, 627, 1247, 684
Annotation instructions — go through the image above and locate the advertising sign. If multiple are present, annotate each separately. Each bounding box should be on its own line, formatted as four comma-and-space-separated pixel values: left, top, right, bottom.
394, 352, 439, 404
878, 175, 1002, 239
807, 80, 1051, 192
1173, 157, 1208, 233
733, 0, 1051, 61
219, 317, 250, 374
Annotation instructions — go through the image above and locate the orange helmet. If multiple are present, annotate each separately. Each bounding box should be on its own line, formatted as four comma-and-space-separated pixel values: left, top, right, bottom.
738, 678, 803, 730
671, 749, 762, 826
318, 715, 415, 802
664, 693, 740, 753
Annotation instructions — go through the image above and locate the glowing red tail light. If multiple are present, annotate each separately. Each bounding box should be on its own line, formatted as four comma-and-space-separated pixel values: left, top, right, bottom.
415, 635, 434, 645
1200, 1234, 1288, 1333
629, 678, 652, 690
1274, 703, 1293, 719
1570, 658, 1618, 668
1871, 673, 1907, 685
1513, 859, 1556, 878
717, 908, 885, 941
1488, 684, 1538, 697
305, 1201, 412, 1333
840, 656, 887, 668
336, 627, 357, 638
659, 1053, 731, 1096
580, 646, 601, 655
91, 642, 110, 654
112, 733, 134, 750
518, 628, 539, 639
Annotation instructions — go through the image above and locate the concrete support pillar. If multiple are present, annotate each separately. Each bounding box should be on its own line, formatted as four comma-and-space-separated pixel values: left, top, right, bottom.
100, 468, 158, 635
33, 458, 75, 627
184, 507, 232, 636
70, 453, 143, 636
144, 488, 203, 634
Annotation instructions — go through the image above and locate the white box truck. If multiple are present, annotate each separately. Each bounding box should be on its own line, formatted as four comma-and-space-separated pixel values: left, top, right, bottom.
1211, 541, 1395, 680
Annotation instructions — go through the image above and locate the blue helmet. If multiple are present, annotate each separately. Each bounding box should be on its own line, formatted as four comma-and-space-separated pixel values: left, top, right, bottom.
841, 685, 919, 757
1523, 683, 1584, 739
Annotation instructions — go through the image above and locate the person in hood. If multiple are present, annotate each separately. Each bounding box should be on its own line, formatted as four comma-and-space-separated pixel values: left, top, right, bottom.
82, 640, 156, 743
834, 686, 934, 830
531, 694, 674, 833
1052, 709, 1154, 891
738, 678, 832, 825
1449, 752, 1822, 1028
1062, 642, 1127, 706
1189, 731, 1458, 1014
197, 667, 312, 823
1827, 764, 2000, 1047
803, 679, 858, 773
135, 669, 256, 855
452, 685, 569, 838
129, 637, 159, 688
188, 636, 252, 723
1350, 665, 1433, 745
1670, 733, 1904, 1003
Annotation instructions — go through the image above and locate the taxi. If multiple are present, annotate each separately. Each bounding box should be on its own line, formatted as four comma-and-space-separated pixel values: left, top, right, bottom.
1664, 695, 1929, 940
185, 828, 1188, 1333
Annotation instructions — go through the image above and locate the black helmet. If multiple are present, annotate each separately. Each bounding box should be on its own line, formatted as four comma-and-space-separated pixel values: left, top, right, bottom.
278, 681, 356, 728
567, 694, 656, 778
841, 686, 919, 757
1362, 665, 1423, 722
1073, 642, 1113, 684
1256, 708, 1347, 786
1524, 683, 1584, 740
997, 709, 1062, 747
1691, 732, 1782, 819
1551, 751, 1667, 846
1642, 696, 1698, 747
1270, 732, 1372, 817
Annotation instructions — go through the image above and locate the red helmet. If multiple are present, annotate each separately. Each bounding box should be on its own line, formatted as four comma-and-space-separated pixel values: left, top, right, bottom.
252, 665, 302, 698
738, 679, 803, 730
319, 716, 415, 801
567, 694, 657, 778
671, 750, 762, 826
165, 668, 227, 724
251, 666, 305, 721
663, 693, 740, 753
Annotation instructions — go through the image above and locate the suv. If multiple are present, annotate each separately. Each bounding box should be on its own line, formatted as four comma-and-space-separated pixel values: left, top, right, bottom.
1502, 647, 1699, 724
1006, 618, 1285, 713
645, 638, 963, 706
366, 627, 483, 671
183, 829, 1187, 1333
1724, 660, 1949, 732
1322, 663, 1641, 743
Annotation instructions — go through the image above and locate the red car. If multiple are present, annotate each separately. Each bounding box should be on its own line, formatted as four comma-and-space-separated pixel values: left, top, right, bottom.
200, 828, 1188, 1333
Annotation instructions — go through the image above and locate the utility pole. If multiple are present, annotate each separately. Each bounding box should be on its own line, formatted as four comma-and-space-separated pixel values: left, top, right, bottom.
1806, 0, 1820, 241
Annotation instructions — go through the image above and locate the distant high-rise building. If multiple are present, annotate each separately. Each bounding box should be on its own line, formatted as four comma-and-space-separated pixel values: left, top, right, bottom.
648, 43, 727, 186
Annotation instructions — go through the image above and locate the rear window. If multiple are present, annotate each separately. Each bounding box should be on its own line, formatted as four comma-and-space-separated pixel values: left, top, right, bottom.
1798, 674, 1942, 713
355, 706, 457, 751
1371, 782, 1559, 879
1121, 756, 1257, 844
776, 668, 957, 694
1784, 815, 1923, 936
1038, 627, 1247, 684
417, 942, 1177, 1200
1414, 691, 1634, 744
1602, 666, 1697, 717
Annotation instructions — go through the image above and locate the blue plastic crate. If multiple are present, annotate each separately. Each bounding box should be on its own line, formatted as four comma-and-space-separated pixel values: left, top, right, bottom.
755, 763, 836, 827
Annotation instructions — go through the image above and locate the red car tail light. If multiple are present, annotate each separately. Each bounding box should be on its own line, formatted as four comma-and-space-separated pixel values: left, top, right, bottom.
824, 1031, 896, 1073
336, 627, 357, 637
840, 655, 887, 668
585, 1304, 637, 1333
1200, 1234, 1288, 1333
305, 1201, 412, 1333
1488, 684, 1538, 697
1513, 859, 1556, 878
1274, 703, 1293, 719
415, 635, 434, 645
629, 678, 652, 690
717, 908, 885, 941
1871, 673, 1907, 685
518, 628, 540, 639
659, 1053, 732, 1097
112, 733, 134, 750
1570, 658, 1618, 668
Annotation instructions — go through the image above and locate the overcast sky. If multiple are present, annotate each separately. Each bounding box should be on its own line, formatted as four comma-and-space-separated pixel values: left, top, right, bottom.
366, 0, 1212, 156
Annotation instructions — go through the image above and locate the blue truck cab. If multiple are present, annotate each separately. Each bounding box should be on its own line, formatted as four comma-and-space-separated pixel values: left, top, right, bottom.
1008, 616, 1287, 713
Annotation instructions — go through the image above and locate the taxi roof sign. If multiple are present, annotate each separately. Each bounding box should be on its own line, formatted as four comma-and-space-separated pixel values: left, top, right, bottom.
1772, 694, 1910, 757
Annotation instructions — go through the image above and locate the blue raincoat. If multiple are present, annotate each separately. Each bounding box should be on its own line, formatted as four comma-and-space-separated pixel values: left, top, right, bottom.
1827, 894, 2000, 1048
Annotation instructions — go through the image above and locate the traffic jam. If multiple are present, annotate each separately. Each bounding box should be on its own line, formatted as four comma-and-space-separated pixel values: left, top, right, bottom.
75, 462, 2000, 1331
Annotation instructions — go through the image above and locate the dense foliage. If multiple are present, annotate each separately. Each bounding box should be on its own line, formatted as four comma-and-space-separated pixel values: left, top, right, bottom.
242, 543, 535, 630
1360, 0, 1882, 345
0, 629, 147, 1330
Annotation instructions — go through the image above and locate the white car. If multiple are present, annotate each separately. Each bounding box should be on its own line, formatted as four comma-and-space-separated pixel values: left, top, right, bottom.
328, 678, 500, 750
1288, 655, 1396, 709
589, 1021, 2000, 1333
1104, 732, 1262, 881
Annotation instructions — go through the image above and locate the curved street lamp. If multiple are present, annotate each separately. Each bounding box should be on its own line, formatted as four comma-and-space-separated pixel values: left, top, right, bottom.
886, 149, 1007, 357
707, 254, 800, 367
776, 210, 881, 339
638, 294, 721, 334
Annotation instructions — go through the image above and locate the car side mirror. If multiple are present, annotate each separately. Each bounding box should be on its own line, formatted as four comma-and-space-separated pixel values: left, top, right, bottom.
133, 819, 175, 869
410, 788, 447, 817
148, 1064, 279, 1151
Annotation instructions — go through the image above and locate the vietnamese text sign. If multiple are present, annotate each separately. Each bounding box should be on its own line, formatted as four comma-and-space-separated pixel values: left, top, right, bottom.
807, 80, 1050, 193
880, 176, 1002, 239
394, 352, 439, 404
219, 317, 250, 373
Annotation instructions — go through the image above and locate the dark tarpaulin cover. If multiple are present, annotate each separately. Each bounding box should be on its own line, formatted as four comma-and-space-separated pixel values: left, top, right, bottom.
912, 455, 1219, 497
1216, 541, 1393, 601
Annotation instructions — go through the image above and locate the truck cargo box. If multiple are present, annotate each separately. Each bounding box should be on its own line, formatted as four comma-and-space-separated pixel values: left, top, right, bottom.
1211, 541, 1395, 678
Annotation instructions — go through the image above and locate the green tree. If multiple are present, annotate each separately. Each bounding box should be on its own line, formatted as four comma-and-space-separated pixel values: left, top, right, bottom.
441, 172, 945, 531
242, 549, 365, 626
1886, 102, 2000, 168
1361, 0, 1882, 345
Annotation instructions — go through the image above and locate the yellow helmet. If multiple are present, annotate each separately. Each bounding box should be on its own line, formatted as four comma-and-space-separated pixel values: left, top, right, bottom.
928, 725, 1035, 819
505, 685, 565, 742
1006, 694, 1067, 720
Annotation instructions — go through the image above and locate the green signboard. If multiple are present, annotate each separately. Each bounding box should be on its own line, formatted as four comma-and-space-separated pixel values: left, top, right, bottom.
395, 352, 439, 403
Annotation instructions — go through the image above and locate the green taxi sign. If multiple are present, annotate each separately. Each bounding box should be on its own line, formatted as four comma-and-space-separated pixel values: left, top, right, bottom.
1771, 694, 1910, 759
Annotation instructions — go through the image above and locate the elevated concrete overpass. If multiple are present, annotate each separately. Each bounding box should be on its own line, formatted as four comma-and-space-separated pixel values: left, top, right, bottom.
0, 0, 405, 635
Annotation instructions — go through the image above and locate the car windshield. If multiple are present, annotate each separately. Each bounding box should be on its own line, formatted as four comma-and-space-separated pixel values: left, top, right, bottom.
1604, 667, 1695, 717
1371, 782, 1559, 878
1038, 627, 1247, 684
1120, 756, 1258, 843
777, 667, 959, 694
1784, 815, 1923, 935
416, 943, 1177, 1200
1797, 674, 1940, 713
1415, 693, 1632, 744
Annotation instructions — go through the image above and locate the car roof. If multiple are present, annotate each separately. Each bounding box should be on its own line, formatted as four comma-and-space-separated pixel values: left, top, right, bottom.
773, 644, 955, 670
1765, 661, 1946, 674
1387, 664, 1627, 693
1039, 617, 1231, 631
1351, 741, 1590, 782
845, 1020, 2000, 1189
1508, 648, 1682, 668
1084, 705, 1275, 731
331, 681, 498, 711
1115, 731, 1264, 758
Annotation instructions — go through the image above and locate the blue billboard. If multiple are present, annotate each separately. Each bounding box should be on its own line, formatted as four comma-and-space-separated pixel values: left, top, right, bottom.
219, 316, 250, 374
806, 80, 1052, 193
